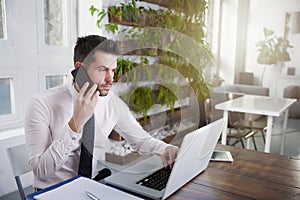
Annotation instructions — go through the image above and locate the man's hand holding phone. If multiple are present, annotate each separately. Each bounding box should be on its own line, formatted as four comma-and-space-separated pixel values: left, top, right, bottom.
69, 82, 99, 133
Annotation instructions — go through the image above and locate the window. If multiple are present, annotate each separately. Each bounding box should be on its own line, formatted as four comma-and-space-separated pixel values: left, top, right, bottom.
0, 78, 14, 116
208, 0, 221, 56
44, 0, 67, 46
0, 0, 12, 45
38, 67, 72, 92
46, 75, 69, 89
37, 0, 74, 54
0, 1, 76, 132
290, 12, 300, 34
207, 0, 222, 75
0, 72, 22, 131
0, 0, 7, 39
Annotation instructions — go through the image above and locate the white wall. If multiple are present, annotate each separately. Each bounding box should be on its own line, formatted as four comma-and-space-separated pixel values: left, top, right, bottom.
218, 0, 300, 86
0, 0, 77, 196
245, 0, 300, 85
78, 0, 103, 37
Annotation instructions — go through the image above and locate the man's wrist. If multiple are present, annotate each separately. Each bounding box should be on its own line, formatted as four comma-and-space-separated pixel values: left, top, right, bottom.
68, 117, 82, 133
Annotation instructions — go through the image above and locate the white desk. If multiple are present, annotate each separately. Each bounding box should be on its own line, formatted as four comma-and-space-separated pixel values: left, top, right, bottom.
215, 95, 296, 154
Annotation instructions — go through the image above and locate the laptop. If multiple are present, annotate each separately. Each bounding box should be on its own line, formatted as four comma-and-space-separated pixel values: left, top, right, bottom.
105, 118, 224, 199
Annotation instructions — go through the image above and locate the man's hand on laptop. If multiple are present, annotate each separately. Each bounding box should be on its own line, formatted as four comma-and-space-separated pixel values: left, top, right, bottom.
161, 146, 178, 169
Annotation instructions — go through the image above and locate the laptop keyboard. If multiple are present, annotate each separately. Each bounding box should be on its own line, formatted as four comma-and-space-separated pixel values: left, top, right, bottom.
136, 167, 172, 191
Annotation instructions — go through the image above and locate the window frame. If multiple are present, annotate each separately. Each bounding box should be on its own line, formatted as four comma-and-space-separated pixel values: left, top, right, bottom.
38, 66, 73, 92
36, 0, 74, 55
0, 70, 23, 131
207, 0, 222, 75
0, 0, 13, 46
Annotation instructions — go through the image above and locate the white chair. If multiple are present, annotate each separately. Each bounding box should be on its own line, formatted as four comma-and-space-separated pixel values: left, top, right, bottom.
6, 143, 32, 200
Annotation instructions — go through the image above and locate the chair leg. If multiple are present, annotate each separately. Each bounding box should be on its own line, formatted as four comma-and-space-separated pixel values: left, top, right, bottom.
252, 136, 257, 150
240, 138, 245, 148
261, 129, 266, 143
15, 176, 26, 200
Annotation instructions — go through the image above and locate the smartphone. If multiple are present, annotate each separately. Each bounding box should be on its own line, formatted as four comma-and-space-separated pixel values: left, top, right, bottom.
210, 150, 234, 162
71, 66, 94, 95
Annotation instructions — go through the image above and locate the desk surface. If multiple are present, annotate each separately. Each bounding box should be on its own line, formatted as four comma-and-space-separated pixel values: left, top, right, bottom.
215, 95, 296, 116
27, 145, 300, 200
168, 144, 300, 200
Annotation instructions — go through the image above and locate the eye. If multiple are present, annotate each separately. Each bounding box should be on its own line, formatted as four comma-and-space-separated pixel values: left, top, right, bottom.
98, 67, 106, 72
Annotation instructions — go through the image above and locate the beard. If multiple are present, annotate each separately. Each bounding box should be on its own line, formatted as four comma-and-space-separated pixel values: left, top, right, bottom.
98, 83, 112, 96
99, 89, 109, 96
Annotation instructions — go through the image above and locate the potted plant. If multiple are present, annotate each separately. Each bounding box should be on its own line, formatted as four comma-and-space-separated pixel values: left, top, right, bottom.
256, 27, 293, 85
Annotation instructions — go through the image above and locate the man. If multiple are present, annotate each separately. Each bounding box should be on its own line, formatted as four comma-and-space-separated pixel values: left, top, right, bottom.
25, 35, 178, 190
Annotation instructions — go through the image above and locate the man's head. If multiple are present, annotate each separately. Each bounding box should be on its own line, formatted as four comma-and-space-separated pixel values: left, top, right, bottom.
73, 35, 119, 96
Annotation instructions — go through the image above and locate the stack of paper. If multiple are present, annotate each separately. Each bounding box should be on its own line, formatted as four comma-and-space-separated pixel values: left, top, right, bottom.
34, 177, 143, 200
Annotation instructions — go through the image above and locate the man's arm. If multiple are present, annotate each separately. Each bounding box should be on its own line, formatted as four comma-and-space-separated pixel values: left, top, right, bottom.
112, 95, 178, 166
25, 83, 99, 181
25, 97, 80, 181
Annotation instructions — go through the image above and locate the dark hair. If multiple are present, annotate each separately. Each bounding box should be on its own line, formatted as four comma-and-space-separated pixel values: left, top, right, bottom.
73, 35, 119, 65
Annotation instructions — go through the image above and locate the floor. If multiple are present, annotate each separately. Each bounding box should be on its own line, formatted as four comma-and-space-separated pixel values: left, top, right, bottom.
231, 117, 300, 158
1, 117, 299, 200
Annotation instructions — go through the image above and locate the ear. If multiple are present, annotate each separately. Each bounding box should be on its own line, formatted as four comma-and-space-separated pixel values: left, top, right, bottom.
74, 61, 82, 68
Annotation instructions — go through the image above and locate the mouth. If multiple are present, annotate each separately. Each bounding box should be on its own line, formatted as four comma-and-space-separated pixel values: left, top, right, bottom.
102, 84, 112, 90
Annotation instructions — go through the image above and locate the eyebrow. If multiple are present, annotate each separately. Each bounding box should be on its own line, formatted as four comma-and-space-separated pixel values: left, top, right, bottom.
97, 66, 116, 70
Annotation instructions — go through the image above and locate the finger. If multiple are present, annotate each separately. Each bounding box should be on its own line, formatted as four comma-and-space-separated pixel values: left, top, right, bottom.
168, 150, 175, 169
91, 90, 100, 104
162, 153, 168, 168
167, 150, 176, 169
169, 147, 179, 169
78, 82, 89, 98
93, 90, 100, 98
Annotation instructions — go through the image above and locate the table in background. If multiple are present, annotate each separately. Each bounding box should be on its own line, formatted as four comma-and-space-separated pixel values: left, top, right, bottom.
168, 144, 300, 200
214, 95, 296, 154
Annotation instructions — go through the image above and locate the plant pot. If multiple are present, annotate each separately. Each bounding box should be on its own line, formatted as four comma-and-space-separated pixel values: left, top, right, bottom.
108, 6, 133, 24
261, 63, 284, 87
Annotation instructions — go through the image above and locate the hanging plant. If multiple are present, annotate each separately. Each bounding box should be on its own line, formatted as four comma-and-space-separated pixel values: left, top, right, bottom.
114, 58, 136, 82
120, 86, 154, 122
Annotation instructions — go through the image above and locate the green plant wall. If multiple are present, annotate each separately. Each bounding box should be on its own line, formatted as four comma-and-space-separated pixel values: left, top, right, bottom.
90, 0, 213, 121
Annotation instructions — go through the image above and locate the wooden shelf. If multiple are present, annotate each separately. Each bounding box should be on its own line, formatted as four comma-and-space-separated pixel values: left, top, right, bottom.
139, 0, 171, 8
108, 7, 149, 27
108, 7, 168, 28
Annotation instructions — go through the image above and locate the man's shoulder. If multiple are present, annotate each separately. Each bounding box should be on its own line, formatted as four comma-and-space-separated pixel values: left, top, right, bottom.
107, 91, 126, 103
32, 83, 71, 103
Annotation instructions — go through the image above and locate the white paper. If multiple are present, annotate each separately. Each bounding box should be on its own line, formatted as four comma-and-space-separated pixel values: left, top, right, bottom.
34, 177, 143, 200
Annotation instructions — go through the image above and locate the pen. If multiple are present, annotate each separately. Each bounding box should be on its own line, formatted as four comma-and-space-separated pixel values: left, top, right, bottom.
85, 191, 101, 200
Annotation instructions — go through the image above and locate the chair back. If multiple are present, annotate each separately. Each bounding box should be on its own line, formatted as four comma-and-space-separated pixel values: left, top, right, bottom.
239, 72, 254, 85
6, 143, 32, 200
7, 143, 31, 176
283, 85, 300, 119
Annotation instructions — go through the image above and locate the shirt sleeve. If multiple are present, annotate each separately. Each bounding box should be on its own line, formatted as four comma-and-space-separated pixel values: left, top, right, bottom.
112, 95, 171, 155
25, 97, 81, 181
